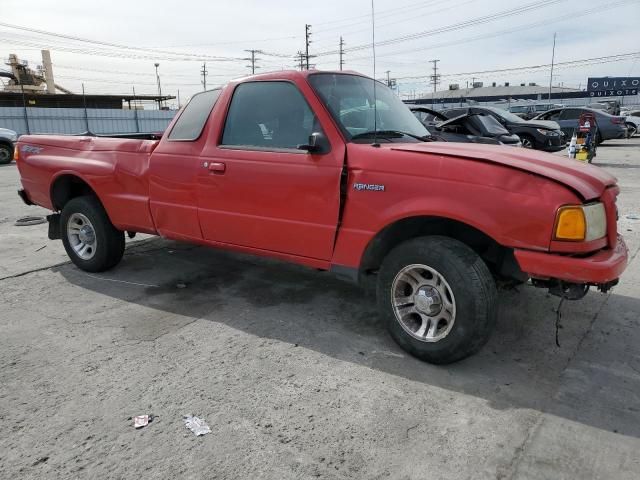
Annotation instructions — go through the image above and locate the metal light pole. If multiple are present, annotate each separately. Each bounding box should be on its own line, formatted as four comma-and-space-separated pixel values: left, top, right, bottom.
154, 62, 163, 109
548, 33, 556, 102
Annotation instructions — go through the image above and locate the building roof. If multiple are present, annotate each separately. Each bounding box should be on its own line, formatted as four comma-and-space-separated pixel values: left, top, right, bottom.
0, 91, 176, 109
417, 84, 583, 101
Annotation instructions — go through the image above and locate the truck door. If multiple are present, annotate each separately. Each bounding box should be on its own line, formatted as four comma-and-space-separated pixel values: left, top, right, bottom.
148, 89, 222, 240
196, 80, 344, 260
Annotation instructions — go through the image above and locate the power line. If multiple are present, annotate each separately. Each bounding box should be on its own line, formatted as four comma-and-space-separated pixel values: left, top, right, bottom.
313, 0, 476, 44
394, 51, 640, 81
314, 0, 566, 57
346, 0, 638, 63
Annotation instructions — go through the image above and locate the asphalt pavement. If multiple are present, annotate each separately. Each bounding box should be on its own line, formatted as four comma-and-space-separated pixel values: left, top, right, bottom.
1, 139, 639, 479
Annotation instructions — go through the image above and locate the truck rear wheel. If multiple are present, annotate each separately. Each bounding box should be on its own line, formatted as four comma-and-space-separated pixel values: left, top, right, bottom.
377, 236, 497, 364
60, 196, 125, 272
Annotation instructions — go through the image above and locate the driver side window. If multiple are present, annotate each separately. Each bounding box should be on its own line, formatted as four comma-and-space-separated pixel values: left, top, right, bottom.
222, 81, 321, 150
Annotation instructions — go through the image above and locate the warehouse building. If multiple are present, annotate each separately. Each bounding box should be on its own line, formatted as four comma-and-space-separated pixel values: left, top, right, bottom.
406, 82, 588, 107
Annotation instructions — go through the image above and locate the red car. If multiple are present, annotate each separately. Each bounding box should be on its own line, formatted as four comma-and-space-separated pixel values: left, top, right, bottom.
15, 71, 628, 364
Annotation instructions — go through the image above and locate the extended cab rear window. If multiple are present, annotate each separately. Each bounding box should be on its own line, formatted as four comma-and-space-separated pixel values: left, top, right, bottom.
168, 89, 221, 141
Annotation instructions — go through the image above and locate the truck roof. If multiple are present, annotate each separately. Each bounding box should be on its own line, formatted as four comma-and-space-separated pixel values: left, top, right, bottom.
228, 69, 367, 83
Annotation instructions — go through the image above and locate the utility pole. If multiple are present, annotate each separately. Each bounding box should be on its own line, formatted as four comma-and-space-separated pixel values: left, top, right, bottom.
429, 59, 440, 108
548, 32, 556, 102
305, 24, 312, 70
385, 70, 391, 87
296, 51, 305, 71
339, 36, 345, 71
429, 59, 440, 93
244, 49, 261, 74
471, 76, 478, 88
201, 62, 208, 91
154, 62, 163, 109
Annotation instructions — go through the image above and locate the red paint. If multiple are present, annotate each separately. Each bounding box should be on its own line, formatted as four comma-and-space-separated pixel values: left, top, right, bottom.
514, 235, 628, 284
16, 70, 628, 285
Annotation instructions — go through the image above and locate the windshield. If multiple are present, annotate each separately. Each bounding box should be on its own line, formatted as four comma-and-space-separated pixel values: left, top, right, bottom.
483, 106, 524, 123
309, 73, 429, 140
468, 114, 509, 135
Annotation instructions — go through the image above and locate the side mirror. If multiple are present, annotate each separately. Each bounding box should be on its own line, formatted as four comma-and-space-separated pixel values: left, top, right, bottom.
297, 132, 324, 153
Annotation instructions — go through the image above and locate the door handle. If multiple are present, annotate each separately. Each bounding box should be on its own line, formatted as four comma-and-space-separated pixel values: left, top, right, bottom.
206, 162, 226, 174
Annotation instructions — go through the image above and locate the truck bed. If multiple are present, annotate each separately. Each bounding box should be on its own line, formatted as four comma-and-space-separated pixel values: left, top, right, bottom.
17, 134, 159, 234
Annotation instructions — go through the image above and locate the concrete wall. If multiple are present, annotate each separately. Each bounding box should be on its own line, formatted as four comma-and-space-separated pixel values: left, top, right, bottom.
0, 107, 177, 135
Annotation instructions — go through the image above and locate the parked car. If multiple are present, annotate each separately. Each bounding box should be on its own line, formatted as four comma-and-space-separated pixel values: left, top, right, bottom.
508, 103, 563, 120
443, 106, 565, 151
410, 106, 521, 146
15, 70, 628, 364
621, 111, 639, 136
533, 107, 627, 144
0, 127, 18, 164
588, 100, 621, 116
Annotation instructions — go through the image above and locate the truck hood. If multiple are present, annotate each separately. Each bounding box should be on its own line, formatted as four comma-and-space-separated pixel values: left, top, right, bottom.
391, 142, 616, 200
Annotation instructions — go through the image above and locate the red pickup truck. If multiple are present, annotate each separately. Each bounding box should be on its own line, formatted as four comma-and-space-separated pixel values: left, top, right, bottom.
16, 70, 628, 364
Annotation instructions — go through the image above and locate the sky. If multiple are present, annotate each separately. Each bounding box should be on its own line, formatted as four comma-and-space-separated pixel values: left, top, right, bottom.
1, 0, 639, 107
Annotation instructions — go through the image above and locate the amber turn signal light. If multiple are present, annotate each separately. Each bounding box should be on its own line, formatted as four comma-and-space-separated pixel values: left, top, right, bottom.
554, 206, 586, 241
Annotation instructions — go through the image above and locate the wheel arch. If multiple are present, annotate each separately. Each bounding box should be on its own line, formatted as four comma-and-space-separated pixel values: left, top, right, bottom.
50, 173, 102, 211
359, 215, 524, 284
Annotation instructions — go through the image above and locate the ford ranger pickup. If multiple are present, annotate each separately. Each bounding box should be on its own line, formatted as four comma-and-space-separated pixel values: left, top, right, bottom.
15, 70, 628, 364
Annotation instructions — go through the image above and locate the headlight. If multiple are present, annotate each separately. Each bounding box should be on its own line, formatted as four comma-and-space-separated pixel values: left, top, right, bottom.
537, 129, 559, 136
554, 203, 606, 241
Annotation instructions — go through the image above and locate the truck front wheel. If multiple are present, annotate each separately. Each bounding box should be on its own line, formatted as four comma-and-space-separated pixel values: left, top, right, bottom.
377, 236, 497, 364
60, 196, 125, 272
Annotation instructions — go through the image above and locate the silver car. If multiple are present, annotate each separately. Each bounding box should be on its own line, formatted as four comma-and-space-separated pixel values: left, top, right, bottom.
0, 127, 18, 164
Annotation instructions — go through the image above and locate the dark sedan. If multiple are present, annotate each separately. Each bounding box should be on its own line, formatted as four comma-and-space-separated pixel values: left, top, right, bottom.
533, 107, 627, 144
410, 107, 521, 146
443, 106, 565, 151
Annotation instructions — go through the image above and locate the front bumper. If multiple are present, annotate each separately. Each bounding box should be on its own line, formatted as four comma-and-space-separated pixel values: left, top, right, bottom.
17, 188, 33, 206
514, 235, 628, 285
539, 134, 565, 152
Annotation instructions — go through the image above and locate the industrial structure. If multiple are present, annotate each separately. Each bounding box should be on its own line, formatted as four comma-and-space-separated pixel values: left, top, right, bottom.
1, 51, 174, 109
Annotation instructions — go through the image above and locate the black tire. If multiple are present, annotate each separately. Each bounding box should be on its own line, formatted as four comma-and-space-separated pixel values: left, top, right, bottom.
377, 236, 497, 364
519, 134, 535, 149
0, 143, 13, 164
60, 195, 125, 272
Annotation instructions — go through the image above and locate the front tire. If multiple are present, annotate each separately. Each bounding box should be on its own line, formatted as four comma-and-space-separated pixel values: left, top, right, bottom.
377, 236, 497, 364
519, 134, 534, 149
61, 196, 125, 272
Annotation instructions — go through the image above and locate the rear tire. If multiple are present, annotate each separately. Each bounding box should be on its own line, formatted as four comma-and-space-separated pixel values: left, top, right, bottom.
377, 236, 497, 364
61, 196, 125, 272
0, 143, 13, 164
